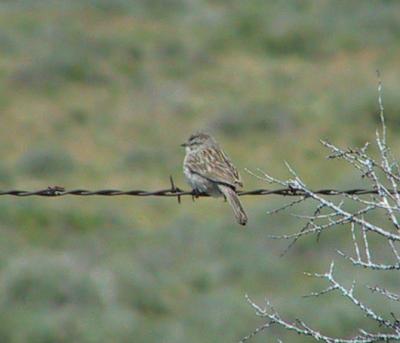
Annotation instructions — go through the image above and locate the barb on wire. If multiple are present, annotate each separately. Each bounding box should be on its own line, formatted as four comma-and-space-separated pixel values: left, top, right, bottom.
0, 177, 396, 199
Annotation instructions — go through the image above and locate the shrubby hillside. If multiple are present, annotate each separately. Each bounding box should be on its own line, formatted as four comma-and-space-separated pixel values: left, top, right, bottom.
0, 1, 399, 341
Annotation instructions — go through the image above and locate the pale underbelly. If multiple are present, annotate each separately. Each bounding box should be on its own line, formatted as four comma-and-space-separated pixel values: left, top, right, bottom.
183, 169, 222, 197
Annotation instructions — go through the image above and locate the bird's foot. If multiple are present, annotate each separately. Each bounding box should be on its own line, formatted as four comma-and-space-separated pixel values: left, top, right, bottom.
192, 189, 202, 201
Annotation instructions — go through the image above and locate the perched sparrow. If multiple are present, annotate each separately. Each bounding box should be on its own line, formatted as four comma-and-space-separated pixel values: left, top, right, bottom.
181, 132, 248, 225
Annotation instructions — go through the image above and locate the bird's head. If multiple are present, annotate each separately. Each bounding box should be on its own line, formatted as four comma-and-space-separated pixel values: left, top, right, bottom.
181, 132, 216, 152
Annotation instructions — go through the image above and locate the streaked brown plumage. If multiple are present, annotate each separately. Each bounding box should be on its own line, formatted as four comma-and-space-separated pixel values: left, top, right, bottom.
181, 132, 248, 225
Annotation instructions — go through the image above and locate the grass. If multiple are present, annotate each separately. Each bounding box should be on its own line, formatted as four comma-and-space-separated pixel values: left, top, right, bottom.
0, 1, 399, 342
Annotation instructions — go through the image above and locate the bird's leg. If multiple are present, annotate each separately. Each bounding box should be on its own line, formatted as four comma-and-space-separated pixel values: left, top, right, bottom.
192, 188, 201, 202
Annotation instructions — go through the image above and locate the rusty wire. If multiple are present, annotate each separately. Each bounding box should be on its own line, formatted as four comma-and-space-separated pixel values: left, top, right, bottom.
0, 176, 392, 201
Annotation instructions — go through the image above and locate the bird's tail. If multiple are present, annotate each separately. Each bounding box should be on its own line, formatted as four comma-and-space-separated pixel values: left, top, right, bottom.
218, 184, 248, 226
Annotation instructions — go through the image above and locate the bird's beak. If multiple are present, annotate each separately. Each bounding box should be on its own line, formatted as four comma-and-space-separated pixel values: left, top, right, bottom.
180, 143, 188, 147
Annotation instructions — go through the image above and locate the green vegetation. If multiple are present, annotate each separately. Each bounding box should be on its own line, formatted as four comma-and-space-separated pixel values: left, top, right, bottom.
0, 1, 399, 341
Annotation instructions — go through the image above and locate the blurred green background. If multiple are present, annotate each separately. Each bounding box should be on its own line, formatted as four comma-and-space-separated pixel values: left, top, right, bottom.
0, 1, 400, 342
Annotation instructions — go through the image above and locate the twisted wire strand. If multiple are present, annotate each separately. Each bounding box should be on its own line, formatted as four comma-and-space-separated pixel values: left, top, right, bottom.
0, 177, 388, 199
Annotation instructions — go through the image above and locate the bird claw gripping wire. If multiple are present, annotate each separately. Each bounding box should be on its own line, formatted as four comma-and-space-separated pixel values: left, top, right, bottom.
191, 189, 202, 202
44, 186, 65, 196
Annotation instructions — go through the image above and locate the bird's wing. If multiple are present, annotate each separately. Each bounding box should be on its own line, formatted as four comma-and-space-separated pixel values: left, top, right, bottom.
187, 148, 242, 189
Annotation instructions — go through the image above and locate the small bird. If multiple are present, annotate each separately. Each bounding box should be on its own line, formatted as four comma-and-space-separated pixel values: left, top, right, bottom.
181, 132, 248, 225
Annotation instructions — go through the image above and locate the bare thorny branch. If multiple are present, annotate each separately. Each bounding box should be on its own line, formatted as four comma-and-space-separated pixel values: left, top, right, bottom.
242, 74, 400, 342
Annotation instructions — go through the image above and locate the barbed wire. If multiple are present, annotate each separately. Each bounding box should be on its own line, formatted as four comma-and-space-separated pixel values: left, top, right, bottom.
0, 176, 393, 201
